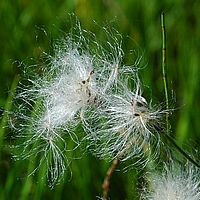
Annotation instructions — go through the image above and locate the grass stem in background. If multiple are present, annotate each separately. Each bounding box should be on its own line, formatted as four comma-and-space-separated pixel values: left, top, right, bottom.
0, 75, 19, 154
161, 12, 170, 133
162, 132, 200, 168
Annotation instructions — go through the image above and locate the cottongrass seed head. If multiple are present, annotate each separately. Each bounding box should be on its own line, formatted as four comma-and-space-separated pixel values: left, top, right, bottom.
142, 162, 200, 200
11, 22, 102, 187
87, 73, 167, 167
11, 16, 139, 186
11, 15, 168, 187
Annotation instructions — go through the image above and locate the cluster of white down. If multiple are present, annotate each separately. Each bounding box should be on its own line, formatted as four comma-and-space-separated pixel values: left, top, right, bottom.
89, 83, 164, 164
143, 164, 200, 200
14, 24, 165, 187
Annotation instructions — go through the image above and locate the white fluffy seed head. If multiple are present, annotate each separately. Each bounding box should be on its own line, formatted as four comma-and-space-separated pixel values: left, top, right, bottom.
44, 48, 98, 125
11, 106, 71, 188
12, 28, 100, 186
143, 163, 200, 200
86, 79, 165, 165
12, 15, 162, 186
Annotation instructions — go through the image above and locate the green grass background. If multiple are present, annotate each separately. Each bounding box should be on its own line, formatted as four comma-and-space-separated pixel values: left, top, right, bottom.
0, 0, 200, 199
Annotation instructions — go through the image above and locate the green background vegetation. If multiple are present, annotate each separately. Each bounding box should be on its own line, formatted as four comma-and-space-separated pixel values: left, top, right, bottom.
0, 0, 200, 199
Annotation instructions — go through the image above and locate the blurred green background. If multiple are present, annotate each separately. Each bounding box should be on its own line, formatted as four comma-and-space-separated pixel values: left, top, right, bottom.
0, 0, 200, 199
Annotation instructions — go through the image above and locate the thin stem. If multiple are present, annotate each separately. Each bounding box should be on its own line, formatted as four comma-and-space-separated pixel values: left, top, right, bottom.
160, 12, 200, 168
162, 132, 200, 168
0, 75, 19, 150
161, 12, 170, 133
102, 136, 139, 199
102, 157, 120, 199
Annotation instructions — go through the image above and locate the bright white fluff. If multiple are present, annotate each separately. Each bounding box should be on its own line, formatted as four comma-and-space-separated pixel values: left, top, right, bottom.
87, 77, 165, 165
13, 45, 99, 187
44, 48, 98, 126
12, 20, 130, 187
12, 16, 163, 187
143, 163, 200, 200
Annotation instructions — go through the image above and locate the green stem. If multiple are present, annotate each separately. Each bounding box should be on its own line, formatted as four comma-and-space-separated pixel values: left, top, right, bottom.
161, 12, 170, 133
162, 132, 200, 168
160, 12, 200, 169
0, 75, 19, 145
0, 74, 19, 161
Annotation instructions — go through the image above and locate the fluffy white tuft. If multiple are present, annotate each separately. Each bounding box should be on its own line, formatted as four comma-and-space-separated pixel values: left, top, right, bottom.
86, 76, 166, 166
143, 163, 200, 200
12, 16, 166, 186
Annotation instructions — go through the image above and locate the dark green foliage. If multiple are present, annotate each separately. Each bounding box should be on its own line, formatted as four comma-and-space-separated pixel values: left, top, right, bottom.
1, 0, 200, 199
